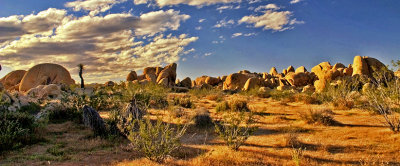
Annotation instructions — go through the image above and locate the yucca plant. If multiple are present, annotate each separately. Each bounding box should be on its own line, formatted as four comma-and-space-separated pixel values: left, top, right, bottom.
78, 64, 84, 88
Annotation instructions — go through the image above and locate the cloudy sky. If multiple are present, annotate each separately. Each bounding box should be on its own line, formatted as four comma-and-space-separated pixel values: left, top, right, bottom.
0, 0, 399, 83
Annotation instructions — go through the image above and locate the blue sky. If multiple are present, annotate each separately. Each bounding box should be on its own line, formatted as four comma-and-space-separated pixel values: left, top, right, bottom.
0, 0, 399, 82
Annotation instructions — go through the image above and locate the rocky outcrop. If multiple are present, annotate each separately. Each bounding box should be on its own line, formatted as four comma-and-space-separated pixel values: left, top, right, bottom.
83, 106, 107, 137
243, 77, 264, 91
126, 71, 137, 81
352, 56, 370, 76
194, 76, 208, 86
19, 63, 74, 92
156, 63, 177, 87
270, 67, 278, 76
285, 72, 312, 87
223, 73, 251, 90
178, 77, 192, 88
26, 84, 62, 99
287, 66, 295, 73
205, 76, 221, 86
0, 70, 26, 91
295, 66, 307, 73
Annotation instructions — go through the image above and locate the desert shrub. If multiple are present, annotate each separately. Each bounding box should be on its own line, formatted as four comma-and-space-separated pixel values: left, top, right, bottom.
0, 110, 38, 152
229, 98, 250, 112
214, 112, 257, 150
299, 109, 336, 126
316, 78, 360, 110
293, 93, 319, 105
18, 102, 42, 114
128, 118, 187, 162
240, 87, 270, 98
206, 94, 223, 102
364, 67, 400, 133
193, 108, 213, 128
124, 83, 170, 109
171, 96, 194, 109
291, 147, 306, 166
285, 132, 302, 148
168, 106, 185, 118
215, 101, 229, 112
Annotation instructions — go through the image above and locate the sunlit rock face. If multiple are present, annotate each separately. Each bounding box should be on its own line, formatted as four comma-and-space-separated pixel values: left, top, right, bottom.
19, 63, 75, 92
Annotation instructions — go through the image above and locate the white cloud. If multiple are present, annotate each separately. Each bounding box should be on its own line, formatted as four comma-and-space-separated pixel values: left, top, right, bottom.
0, 9, 197, 83
195, 26, 202, 30
204, 52, 212, 56
134, 0, 241, 7
0, 8, 68, 44
232, 33, 242, 38
254, 4, 280, 11
65, 0, 127, 16
248, 0, 261, 4
239, 10, 302, 31
290, 0, 301, 4
214, 18, 235, 28
232, 32, 256, 38
199, 18, 206, 23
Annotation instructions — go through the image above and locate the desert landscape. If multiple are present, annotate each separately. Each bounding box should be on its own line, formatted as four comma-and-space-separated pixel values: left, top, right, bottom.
1, 0, 400, 166
1, 55, 400, 166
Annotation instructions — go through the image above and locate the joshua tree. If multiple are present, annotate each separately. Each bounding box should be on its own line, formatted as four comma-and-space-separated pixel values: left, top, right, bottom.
78, 64, 84, 88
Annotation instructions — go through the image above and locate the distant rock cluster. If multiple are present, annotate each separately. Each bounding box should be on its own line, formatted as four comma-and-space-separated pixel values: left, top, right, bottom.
0, 55, 396, 110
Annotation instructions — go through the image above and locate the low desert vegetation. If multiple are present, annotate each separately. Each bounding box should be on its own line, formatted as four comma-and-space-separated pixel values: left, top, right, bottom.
214, 112, 257, 151
299, 109, 337, 126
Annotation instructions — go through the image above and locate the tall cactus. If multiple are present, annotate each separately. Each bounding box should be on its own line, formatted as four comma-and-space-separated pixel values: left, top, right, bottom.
78, 64, 84, 88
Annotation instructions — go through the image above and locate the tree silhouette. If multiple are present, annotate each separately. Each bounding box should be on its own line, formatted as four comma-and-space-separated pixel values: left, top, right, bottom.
78, 64, 84, 88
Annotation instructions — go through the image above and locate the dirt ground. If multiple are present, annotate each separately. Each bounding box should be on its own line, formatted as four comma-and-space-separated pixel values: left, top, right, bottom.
1, 94, 400, 166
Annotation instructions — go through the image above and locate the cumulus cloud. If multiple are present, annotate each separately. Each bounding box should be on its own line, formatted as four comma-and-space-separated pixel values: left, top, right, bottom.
0, 8, 68, 44
0, 9, 197, 83
290, 0, 301, 4
134, 0, 241, 7
239, 10, 302, 31
65, 0, 127, 16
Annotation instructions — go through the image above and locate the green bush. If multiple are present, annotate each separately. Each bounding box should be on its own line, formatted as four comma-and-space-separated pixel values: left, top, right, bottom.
214, 112, 257, 150
0, 110, 38, 152
128, 118, 187, 162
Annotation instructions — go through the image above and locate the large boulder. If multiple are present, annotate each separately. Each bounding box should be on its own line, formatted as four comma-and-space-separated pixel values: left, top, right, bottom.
295, 66, 307, 73
243, 77, 264, 91
311, 62, 332, 79
269, 67, 278, 76
26, 84, 62, 99
194, 76, 208, 86
0, 70, 26, 90
156, 63, 177, 87
205, 76, 221, 86
126, 71, 137, 81
332, 63, 346, 70
145, 73, 157, 83
143, 67, 157, 76
83, 106, 107, 137
223, 73, 251, 91
19, 63, 75, 92
285, 72, 312, 87
287, 66, 295, 73
352, 55, 370, 76
178, 77, 192, 88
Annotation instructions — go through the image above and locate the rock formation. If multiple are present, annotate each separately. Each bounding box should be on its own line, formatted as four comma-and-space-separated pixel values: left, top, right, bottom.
19, 63, 75, 92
